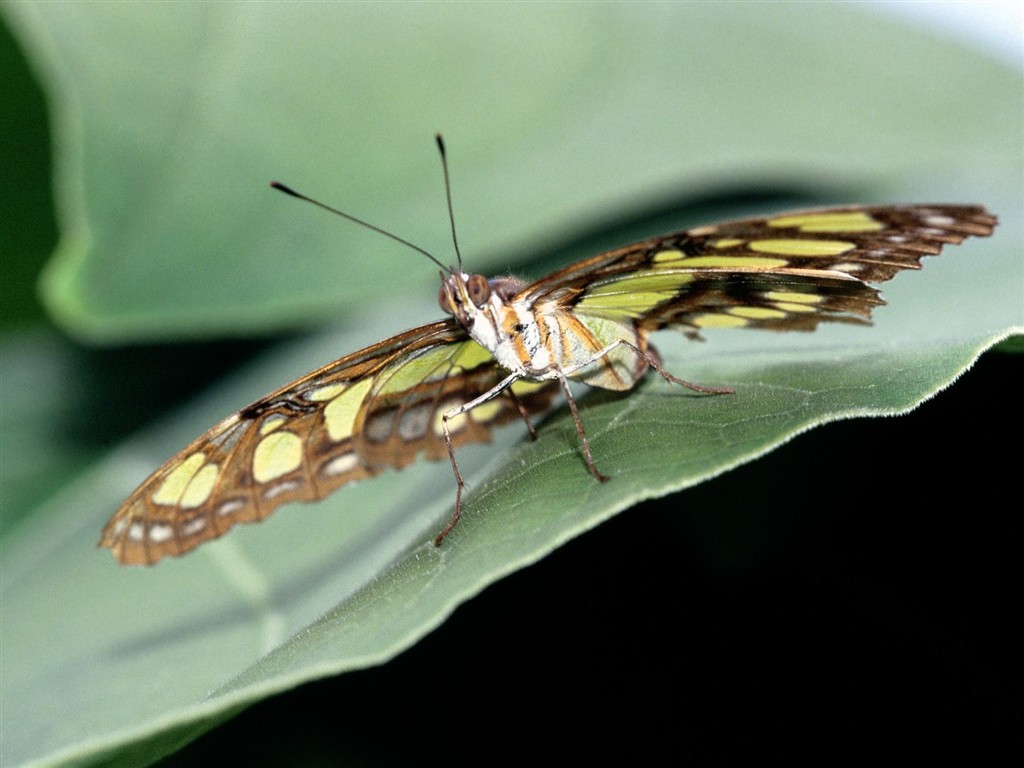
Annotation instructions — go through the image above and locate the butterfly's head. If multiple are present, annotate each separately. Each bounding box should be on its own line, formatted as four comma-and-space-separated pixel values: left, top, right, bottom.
438, 271, 491, 328
439, 272, 525, 329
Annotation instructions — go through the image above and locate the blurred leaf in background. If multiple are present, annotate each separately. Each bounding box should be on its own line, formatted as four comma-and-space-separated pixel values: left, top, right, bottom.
0, 3, 1020, 766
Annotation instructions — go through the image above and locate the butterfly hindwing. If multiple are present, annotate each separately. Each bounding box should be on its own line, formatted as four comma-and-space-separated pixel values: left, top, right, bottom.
101, 320, 558, 564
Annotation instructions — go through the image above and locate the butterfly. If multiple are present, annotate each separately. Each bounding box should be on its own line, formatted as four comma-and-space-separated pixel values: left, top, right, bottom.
99, 144, 997, 565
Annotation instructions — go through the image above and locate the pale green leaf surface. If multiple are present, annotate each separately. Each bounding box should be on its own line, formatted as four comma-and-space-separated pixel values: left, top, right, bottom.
3, 1, 1020, 340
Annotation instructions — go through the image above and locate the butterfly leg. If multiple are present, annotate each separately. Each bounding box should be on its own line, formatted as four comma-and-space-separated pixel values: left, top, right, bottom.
630, 341, 734, 395
505, 387, 539, 440
435, 371, 522, 546
553, 369, 609, 484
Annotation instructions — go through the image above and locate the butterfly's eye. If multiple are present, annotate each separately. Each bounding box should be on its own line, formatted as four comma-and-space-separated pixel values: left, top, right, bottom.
467, 274, 491, 307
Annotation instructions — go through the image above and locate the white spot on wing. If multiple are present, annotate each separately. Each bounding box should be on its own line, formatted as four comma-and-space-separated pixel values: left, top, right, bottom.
323, 454, 359, 476
217, 499, 245, 517
398, 404, 431, 440
181, 517, 208, 536
263, 480, 300, 500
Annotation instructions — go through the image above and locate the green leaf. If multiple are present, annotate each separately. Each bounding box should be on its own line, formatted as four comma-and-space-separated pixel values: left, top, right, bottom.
1, 2, 1021, 767
4, 1, 1020, 341
3, 304, 1020, 767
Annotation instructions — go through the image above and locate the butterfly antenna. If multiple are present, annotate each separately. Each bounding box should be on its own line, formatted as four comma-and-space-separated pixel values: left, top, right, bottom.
270, 181, 448, 271
435, 133, 464, 272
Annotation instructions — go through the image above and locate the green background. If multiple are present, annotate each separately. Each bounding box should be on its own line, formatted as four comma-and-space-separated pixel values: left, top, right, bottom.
1, 3, 1020, 766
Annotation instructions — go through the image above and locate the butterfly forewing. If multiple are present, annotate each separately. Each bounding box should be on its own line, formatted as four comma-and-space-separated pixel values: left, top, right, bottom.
529, 205, 997, 334
101, 320, 558, 564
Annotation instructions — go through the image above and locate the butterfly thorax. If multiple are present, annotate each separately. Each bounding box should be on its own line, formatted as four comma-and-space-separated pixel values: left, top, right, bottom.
439, 271, 648, 391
